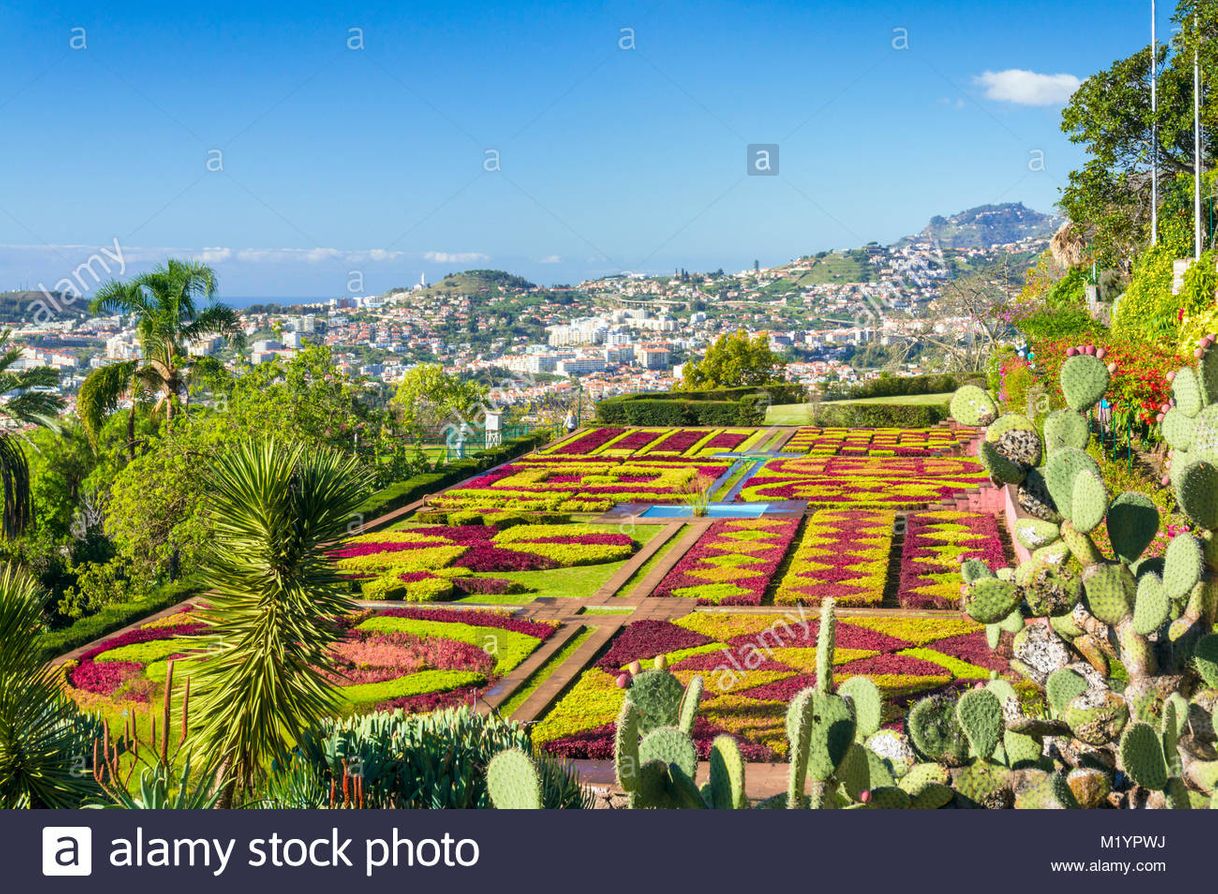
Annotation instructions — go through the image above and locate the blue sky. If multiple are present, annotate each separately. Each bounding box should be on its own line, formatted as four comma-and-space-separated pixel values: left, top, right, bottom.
0, 1, 1162, 299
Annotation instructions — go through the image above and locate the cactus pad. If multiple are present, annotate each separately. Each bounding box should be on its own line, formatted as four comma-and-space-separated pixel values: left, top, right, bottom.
614, 700, 642, 792
1172, 366, 1204, 417
956, 688, 1003, 760
1045, 667, 1089, 714
1060, 354, 1110, 411
1200, 349, 1218, 404
707, 735, 746, 809
839, 676, 883, 739
677, 675, 703, 734
967, 577, 1021, 623
1082, 562, 1135, 624
906, 694, 969, 767
1174, 460, 1218, 530
1043, 409, 1091, 454
1118, 722, 1168, 791
486, 748, 543, 809
1070, 469, 1108, 534
1065, 767, 1112, 809
950, 385, 998, 427
628, 668, 685, 732
1132, 573, 1171, 635
898, 763, 953, 808
953, 760, 1013, 808
961, 558, 995, 584
978, 439, 1025, 485
639, 727, 698, 779
1105, 492, 1159, 564
1045, 447, 1102, 519
1015, 518, 1062, 551
1162, 408, 1196, 451
1189, 405, 1218, 460
1162, 532, 1204, 600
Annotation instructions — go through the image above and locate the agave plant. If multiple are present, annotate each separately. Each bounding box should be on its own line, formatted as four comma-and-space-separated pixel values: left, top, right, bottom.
0, 563, 100, 807
188, 439, 372, 805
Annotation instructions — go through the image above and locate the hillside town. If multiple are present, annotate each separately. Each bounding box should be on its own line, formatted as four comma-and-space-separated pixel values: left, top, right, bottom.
1, 205, 1053, 415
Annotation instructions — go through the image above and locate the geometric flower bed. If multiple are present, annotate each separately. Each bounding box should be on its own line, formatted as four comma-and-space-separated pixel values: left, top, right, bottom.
782, 426, 973, 456
650, 518, 801, 605
544, 426, 768, 459
533, 611, 1006, 760
739, 455, 988, 508
896, 510, 1009, 610
330, 523, 640, 601
772, 509, 896, 607
432, 457, 734, 512
63, 605, 556, 717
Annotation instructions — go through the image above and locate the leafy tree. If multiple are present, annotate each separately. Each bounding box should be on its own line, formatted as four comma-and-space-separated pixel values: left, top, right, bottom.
0, 563, 99, 807
0, 331, 64, 538
1060, 2, 1217, 266
103, 415, 225, 580
681, 330, 785, 389
78, 259, 240, 457
392, 363, 489, 438
188, 440, 371, 804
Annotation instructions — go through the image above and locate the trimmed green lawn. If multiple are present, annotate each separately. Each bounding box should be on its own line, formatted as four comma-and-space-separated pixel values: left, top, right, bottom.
766, 392, 953, 424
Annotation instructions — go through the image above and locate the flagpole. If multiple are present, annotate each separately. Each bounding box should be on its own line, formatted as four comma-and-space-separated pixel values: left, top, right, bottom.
1152, 0, 1159, 246
1195, 12, 1204, 260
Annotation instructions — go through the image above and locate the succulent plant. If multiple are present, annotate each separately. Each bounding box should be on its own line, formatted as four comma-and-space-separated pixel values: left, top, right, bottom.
946, 344, 1218, 807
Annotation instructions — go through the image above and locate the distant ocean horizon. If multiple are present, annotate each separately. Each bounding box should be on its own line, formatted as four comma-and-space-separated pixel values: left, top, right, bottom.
219, 296, 335, 309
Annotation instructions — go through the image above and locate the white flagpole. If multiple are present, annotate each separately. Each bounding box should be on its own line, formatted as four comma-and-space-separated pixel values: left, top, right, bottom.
1151, 0, 1159, 246
1196, 13, 1205, 259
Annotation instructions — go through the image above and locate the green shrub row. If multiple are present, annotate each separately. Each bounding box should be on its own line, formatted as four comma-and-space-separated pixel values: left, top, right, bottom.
808, 402, 949, 428
596, 397, 756, 426
39, 577, 205, 662
357, 431, 552, 520
824, 373, 981, 401
596, 384, 805, 426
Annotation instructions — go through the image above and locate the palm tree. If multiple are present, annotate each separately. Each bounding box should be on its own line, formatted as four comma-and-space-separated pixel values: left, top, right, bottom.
188, 439, 371, 805
78, 259, 240, 457
0, 563, 100, 807
0, 331, 65, 537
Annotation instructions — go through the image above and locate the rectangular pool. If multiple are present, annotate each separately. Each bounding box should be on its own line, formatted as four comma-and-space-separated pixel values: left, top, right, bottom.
640, 503, 770, 519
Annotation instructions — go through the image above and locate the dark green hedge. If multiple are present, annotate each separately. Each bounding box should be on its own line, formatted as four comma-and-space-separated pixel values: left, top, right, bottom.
810, 402, 949, 427
660, 383, 807, 404
40, 577, 205, 662
357, 431, 552, 520
596, 383, 804, 426
826, 373, 981, 401
596, 398, 759, 426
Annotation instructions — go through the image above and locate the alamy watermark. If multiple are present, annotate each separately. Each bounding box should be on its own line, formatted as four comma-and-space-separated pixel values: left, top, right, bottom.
27, 237, 127, 324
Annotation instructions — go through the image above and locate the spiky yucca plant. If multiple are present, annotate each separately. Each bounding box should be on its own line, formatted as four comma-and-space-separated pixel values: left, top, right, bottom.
188, 439, 371, 805
0, 563, 99, 807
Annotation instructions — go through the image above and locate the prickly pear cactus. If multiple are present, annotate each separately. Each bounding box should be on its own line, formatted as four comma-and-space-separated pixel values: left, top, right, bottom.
486, 748, 544, 809
941, 340, 1218, 808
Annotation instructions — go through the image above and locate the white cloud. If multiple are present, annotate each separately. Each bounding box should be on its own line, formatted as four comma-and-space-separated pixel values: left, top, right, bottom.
539, 254, 562, 264
974, 69, 1081, 106
423, 250, 490, 264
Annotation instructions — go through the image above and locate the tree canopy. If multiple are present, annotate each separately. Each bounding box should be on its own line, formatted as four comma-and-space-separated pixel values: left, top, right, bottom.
680, 330, 786, 390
